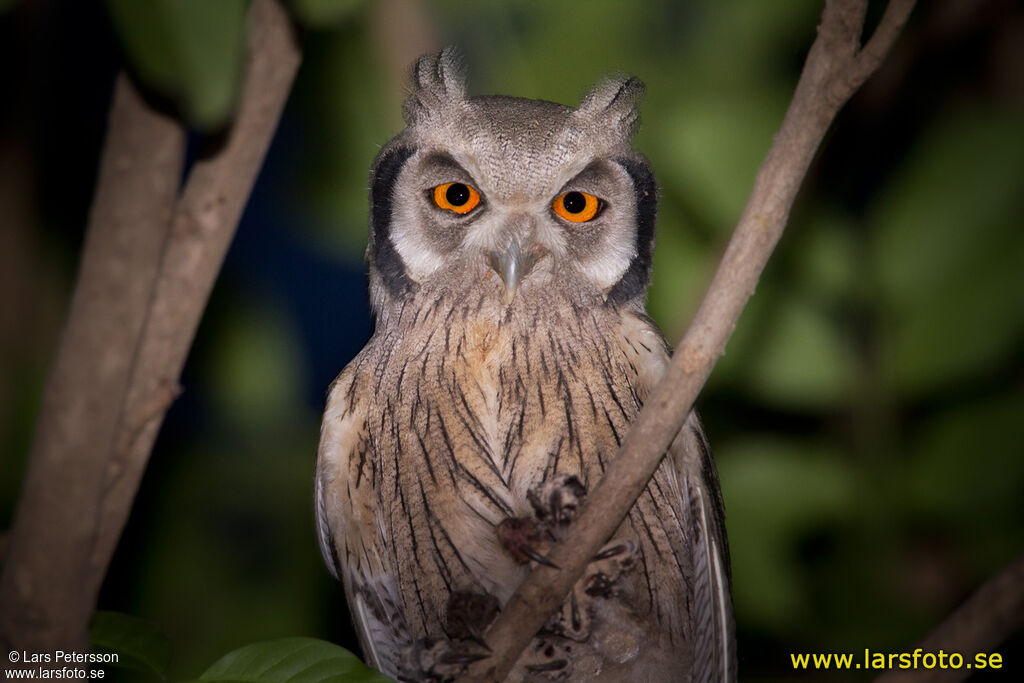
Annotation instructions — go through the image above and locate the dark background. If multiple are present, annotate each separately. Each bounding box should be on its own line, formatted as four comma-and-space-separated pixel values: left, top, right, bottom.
1, 0, 1022, 680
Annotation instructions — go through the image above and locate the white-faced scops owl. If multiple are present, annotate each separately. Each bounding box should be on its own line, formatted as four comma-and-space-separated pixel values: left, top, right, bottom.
316, 48, 736, 682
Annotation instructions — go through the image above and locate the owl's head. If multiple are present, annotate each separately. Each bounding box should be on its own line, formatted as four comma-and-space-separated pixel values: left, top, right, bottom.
366, 47, 656, 315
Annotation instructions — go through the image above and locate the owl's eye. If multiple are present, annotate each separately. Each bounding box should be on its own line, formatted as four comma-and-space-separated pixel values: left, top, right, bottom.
433, 182, 481, 214
552, 191, 601, 223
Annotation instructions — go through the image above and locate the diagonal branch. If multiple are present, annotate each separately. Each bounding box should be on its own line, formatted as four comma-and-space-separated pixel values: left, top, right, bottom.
0, 0, 301, 660
459, 1, 916, 680
873, 551, 1024, 683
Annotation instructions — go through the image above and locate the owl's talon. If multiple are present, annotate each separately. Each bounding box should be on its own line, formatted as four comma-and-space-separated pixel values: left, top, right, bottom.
584, 539, 638, 598
593, 540, 636, 561
569, 591, 583, 633
522, 546, 560, 568
544, 586, 592, 641
401, 637, 491, 682
496, 516, 558, 567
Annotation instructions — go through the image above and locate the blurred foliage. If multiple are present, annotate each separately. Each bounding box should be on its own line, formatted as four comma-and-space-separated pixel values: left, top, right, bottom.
287, 0, 369, 29
2, 0, 1023, 682
872, 107, 1024, 397
105, 0, 247, 129
90, 612, 173, 681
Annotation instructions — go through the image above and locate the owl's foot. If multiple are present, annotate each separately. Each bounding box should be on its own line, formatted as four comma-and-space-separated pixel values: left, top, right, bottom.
495, 473, 638, 647
496, 475, 589, 568
543, 539, 638, 641
497, 476, 638, 583
398, 637, 490, 683
446, 590, 499, 649
528, 474, 587, 529
584, 540, 638, 597
544, 586, 591, 642
520, 637, 572, 680
496, 516, 558, 567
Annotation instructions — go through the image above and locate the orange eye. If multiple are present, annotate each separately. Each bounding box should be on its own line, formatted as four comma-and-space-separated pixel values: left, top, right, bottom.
552, 191, 601, 222
433, 182, 481, 214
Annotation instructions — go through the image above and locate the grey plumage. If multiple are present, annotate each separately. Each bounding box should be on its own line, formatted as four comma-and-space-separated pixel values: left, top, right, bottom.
316, 47, 736, 681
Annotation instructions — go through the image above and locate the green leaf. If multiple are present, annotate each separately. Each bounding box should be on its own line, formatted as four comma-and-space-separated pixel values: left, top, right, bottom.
287, 0, 367, 28
89, 611, 172, 681
0, 0, 18, 15
105, 0, 247, 129
200, 638, 394, 683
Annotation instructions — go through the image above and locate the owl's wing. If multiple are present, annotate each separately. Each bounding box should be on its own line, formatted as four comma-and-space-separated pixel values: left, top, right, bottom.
314, 378, 352, 582
315, 367, 407, 676
672, 413, 737, 682
624, 312, 737, 682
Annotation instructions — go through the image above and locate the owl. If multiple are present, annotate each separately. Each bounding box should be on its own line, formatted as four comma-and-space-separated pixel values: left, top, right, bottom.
316, 48, 735, 682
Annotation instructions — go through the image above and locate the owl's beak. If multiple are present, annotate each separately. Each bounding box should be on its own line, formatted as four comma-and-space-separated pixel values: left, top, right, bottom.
487, 239, 541, 304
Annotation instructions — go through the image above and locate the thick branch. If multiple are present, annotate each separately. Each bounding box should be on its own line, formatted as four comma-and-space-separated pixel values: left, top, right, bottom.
370, 0, 439, 121
94, 0, 302, 589
873, 552, 1024, 683
0, 75, 185, 656
0, 0, 301, 659
460, 1, 915, 680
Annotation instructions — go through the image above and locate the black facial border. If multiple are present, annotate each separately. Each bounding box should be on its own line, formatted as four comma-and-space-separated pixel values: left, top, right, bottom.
607, 157, 657, 306
369, 146, 418, 298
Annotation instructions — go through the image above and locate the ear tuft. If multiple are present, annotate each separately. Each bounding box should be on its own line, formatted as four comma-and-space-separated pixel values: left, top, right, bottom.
577, 76, 645, 139
402, 46, 467, 126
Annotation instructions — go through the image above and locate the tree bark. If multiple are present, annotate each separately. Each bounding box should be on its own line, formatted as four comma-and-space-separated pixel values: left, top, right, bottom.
0, 0, 301, 660
0, 73, 184, 657
93, 0, 302, 586
459, 1, 917, 680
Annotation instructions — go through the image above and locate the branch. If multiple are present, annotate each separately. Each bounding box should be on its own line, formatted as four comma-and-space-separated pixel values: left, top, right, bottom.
93, 0, 302, 581
0, 0, 300, 659
369, 0, 440, 121
0, 73, 185, 656
460, 1, 916, 680
873, 552, 1024, 683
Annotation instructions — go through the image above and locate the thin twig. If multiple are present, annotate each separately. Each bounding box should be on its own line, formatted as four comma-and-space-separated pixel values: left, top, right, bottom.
459, 1, 916, 680
873, 552, 1024, 683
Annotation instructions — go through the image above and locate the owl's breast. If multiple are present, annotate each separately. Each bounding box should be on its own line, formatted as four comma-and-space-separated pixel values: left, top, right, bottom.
365, 291, 660, 613
416, 292, 645, 500
461, 315, 504, 379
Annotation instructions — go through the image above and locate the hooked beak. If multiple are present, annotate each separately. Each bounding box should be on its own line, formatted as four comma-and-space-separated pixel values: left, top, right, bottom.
487, 239, 541, 305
